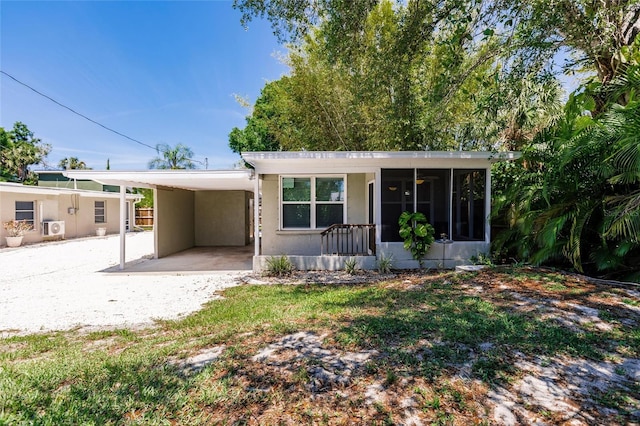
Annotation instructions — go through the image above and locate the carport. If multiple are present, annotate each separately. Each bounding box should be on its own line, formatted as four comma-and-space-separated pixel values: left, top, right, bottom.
63, 169, 256, 271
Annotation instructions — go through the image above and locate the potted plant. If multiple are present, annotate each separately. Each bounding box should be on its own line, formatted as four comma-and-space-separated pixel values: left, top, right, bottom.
96, 227, 107, 237
3, 220, 32, 247
398, 211, 435, 269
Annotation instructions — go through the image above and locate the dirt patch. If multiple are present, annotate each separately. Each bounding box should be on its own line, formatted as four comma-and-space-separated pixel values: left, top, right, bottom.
464, 268, 640, 424
236, 268, 640, 424
252, 331, 378, 392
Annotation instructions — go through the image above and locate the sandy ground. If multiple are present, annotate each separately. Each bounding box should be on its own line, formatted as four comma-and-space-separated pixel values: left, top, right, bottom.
0, 232, 247, 336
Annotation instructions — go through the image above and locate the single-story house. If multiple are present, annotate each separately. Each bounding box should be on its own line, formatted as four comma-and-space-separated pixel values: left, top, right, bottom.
0, 181, 141, 246
62, 151, 519, 271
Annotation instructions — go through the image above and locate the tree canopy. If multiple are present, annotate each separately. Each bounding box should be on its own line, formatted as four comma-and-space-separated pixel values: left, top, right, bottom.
234, 0, 640, 84
230, 0, 571, 153
58, 157, 90, 170
0, 122, 50, 184
148, 143, 196, 170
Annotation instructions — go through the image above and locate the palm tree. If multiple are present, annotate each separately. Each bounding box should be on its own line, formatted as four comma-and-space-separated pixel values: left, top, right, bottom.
148, 143, 196, 170
58, 156, 89, 170
493, 64, 640, 280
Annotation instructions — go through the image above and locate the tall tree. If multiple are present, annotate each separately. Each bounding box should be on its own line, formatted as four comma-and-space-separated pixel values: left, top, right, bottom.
58, 156, 90, 170
229, 79, 293, 154
231, 0, 556, 152
234, 1, 640, 109
148, 143, 196, 170
0, 122, 50, 183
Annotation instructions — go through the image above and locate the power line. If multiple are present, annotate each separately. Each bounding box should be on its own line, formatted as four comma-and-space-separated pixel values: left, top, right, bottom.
0, 70, 157, 151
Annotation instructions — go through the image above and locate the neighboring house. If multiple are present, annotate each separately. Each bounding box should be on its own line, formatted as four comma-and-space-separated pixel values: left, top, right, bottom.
63, 151, 519, 271
0, 181, 141, 246
37, 171, 121, 192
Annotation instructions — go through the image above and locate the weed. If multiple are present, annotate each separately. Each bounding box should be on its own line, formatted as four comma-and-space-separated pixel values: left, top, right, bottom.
544, 283, 568, 291
293, 366, 310, 384
364, 361, 379, 375
592, 388, 637, 415
384, 369, 398, 386
425, 395, 441, 409
614, 366, 627, 376
470, 252, 494, 267
264, 255, 294, 277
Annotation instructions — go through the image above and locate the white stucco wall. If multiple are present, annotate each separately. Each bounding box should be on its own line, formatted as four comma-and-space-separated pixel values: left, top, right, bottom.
1, 188, 136, 246
260, 173, 369, 256
377, 241, 490, 269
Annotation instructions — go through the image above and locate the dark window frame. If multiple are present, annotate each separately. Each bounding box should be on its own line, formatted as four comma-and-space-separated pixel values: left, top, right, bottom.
15, 201, 35, 229
381, 168, 486, 243
94, 200, 106, 224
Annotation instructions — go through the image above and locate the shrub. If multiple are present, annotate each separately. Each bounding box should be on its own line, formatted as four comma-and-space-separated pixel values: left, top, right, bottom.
377, 253, 394, 274
264, 255, 294, 277
344, 257, 360, 275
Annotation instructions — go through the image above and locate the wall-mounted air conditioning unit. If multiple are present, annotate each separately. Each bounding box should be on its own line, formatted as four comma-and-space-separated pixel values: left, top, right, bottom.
42, 221, 65, 236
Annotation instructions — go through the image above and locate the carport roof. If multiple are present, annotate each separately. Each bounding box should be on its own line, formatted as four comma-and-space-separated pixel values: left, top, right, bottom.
62, 169, 255, 191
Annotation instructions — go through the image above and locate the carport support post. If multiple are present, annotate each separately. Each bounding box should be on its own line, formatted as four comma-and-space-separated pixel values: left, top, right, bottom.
254, 174, 260, 257
119, 185, 126, 270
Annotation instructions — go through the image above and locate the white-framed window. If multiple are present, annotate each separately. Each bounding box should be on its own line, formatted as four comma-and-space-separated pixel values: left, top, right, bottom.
280, 175, 346, 229
15, 201, 35, 228
94, 200, 106, 223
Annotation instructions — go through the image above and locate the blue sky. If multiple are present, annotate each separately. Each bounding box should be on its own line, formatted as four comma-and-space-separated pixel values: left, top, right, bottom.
0, 0, 288, 170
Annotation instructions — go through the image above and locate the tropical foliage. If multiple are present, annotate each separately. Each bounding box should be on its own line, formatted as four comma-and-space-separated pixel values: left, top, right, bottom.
148, 143, 196, 170
493, 63, 640, 281
58, 157, 90, 170
0, 122, 50, 184
398, 211, 435, 269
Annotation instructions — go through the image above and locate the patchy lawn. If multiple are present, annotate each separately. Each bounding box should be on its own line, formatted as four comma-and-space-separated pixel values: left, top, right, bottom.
0, 267, 638, 425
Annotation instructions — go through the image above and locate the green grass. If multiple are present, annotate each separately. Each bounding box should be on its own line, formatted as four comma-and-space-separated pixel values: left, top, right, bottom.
0, 268, 638, 424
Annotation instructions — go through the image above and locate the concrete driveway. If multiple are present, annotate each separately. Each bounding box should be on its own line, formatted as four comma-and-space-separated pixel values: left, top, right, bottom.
0, 232, 249, 336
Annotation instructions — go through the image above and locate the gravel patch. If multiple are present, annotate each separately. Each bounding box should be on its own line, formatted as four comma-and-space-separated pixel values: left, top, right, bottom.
0, 232, 247, 337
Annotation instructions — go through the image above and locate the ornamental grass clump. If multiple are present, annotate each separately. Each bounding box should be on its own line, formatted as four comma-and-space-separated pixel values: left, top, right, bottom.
264, 255, 294, 277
